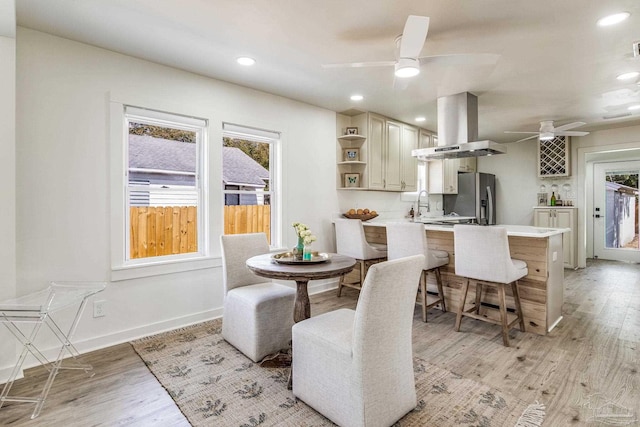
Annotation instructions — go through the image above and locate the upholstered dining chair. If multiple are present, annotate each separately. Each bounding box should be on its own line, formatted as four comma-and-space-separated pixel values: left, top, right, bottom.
386, 222, 449, 322
453, 224, 527, 347
333, 218, 387, 296
292, 255, 424, 427
220, 233, 296, 362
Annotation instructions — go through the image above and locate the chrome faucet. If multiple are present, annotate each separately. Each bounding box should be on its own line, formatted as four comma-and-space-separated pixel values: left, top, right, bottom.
415, 190, 429, 221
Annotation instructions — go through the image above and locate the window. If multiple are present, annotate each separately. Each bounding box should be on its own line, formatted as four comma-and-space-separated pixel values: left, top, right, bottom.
124, 106, 207, 262
222, 123, 279, 246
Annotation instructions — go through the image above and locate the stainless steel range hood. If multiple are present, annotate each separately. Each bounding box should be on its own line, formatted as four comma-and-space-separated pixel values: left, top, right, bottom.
412, 92, 506, 160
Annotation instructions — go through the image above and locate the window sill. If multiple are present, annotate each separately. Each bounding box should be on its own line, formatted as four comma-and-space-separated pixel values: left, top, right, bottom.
111, 256, 220, 282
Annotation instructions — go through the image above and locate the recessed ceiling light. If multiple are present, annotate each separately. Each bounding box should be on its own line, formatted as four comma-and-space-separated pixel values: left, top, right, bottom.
236, 57, 256, 66
617, 71, 639, 80
597, 12, 630, 26
415, 117, 426, 122
628, 104, 640, 110
350, 94, 364, 101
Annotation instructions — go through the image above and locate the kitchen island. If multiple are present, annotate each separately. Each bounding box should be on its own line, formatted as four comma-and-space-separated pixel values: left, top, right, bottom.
359, 221, 568, 335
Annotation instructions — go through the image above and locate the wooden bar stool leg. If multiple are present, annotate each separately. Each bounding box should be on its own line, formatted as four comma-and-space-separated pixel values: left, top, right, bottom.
360, 260, 366, 288
455, 279, 470, 332
512, 280, 525, 332
475, 282, 483, 316
497, 284, 510, 347
337, 274, 344, 297
435, 268, 446, 312
420, 270, 428, 322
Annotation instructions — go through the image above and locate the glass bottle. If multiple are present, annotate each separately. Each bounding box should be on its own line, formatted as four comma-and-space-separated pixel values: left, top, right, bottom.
550, 192, 556, 206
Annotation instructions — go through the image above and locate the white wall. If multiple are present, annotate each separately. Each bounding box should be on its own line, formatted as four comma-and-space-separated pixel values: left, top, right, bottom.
7, 27, 340, 378
0, 6, 16, 376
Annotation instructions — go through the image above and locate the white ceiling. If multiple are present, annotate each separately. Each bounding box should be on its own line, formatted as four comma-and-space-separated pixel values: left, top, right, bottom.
15, 0, 640, 143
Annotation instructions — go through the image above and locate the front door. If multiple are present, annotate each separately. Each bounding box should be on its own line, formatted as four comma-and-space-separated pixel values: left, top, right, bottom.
593, 161, 640, 262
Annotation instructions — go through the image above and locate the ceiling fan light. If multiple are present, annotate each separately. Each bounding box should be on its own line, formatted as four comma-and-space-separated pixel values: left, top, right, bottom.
597, 12, 630, 27
395, 65, 420, 78
539, 131, 554, 141
395, 58, 420, 78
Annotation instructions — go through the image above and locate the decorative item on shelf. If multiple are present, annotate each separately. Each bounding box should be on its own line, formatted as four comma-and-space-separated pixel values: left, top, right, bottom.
343, 207, 378, 221
537, 193, 548, 206
343, 148, 360, 162
550, 191, 556, 206
292, 222, 317, 261
345, 127, 358, 135
344, 173, 360, 188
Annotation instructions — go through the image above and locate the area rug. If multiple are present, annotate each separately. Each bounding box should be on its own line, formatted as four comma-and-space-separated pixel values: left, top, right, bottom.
130, 319, 544, 427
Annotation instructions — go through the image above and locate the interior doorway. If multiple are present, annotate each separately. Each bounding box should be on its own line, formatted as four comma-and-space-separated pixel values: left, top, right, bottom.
593, 161, 640, 262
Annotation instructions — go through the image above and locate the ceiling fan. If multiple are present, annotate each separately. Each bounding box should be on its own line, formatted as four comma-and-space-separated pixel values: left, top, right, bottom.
504, 120, 590, 143
321, 15, 500, 80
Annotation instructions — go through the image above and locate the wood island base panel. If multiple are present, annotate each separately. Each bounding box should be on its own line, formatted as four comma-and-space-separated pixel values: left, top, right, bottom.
357, 223, 566, 336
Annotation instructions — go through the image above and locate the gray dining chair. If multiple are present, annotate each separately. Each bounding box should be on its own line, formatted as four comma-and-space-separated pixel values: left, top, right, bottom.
292, 255, 424, 427
220, 233, 296, 362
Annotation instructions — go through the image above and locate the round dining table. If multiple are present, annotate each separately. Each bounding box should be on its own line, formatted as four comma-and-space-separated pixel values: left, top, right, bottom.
246, 252, 357, 323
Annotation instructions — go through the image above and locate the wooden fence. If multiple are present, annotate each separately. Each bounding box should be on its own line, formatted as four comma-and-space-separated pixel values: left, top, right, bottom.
130, 205, 271, 259
224, 205, 271, 242
130, 206, 197, 259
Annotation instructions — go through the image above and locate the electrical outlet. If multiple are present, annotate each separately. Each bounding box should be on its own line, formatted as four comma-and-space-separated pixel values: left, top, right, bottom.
93, 300, 106, 318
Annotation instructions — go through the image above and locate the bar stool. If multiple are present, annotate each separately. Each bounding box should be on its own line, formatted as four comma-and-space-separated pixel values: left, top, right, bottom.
453, 224, 527, 347
334, 218, 387, 296
386, 222, 449, 322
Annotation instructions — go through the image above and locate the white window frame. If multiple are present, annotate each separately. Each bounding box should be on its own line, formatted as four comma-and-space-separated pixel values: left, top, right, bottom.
110, 103, 213, 281
222, 123, 281, 248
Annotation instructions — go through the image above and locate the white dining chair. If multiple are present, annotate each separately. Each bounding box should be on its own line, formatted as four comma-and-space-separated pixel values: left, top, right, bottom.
333, 218, 387, 296
386, 222, 449, 322
220, 233, 296, 362
453, 224, 527, 347
292, 255, 424, 427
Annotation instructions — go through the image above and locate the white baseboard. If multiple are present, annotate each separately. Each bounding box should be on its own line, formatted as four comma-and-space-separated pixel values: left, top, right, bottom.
0, 280, 342, 384
0, 307, 223, 384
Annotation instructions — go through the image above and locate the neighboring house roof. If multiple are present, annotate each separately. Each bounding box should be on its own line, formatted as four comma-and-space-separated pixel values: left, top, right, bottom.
129, 134, 195, 173
129, 135, 269, 187
222, 146, 269, 187
606, 181, 638, 195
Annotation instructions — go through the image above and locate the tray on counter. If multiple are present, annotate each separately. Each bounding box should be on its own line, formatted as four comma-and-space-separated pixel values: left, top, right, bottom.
272, 252, 331, 265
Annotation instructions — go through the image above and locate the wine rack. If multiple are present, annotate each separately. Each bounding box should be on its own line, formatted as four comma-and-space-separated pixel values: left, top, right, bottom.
538, 136, 570, 177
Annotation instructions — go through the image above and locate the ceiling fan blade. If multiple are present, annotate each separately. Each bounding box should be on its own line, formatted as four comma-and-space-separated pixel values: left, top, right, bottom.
553, 121, 586, 132
419, 53, 500, 67
321, 60, 396, 69
399, 15, 429, 58
556, 131, 589, 136
512, 135, 540, 143
504, 131, 539, 134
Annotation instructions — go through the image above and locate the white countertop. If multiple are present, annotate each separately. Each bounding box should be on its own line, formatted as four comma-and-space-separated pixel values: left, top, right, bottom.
362, 219, 569, 238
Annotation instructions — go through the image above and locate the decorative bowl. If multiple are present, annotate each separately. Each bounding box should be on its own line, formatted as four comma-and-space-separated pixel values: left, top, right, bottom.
342, 213, 379, 221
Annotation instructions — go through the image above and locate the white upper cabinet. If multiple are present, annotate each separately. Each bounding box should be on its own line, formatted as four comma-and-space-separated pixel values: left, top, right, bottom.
338, 112, 422, 192
367, 113, 386, 190
400, 124, 418, 192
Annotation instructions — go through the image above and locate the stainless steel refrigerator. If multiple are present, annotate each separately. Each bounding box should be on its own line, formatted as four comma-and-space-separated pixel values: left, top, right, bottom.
443, 172, 496, 225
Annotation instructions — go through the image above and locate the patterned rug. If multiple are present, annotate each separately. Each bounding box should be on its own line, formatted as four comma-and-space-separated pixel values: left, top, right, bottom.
130, 319, 544, 427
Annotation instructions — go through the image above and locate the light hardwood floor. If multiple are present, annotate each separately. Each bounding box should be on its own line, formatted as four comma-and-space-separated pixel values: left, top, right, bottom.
0, 259, 638, 426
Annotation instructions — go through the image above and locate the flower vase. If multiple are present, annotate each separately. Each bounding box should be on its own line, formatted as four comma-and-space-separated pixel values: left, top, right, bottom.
293, 237, 305, 261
